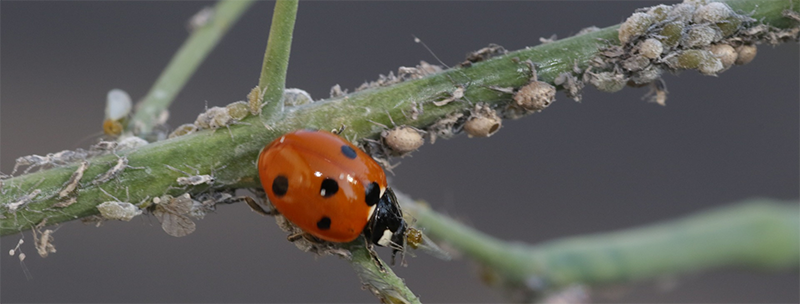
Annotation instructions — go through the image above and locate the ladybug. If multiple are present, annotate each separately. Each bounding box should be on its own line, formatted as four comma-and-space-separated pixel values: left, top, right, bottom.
256, 130, 408, 258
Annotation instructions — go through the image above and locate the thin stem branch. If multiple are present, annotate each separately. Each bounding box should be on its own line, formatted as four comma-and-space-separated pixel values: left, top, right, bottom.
131, 0, 255, 135
344, 241, 421, 304
258, 0, 298, 119
401, 197, 800, 290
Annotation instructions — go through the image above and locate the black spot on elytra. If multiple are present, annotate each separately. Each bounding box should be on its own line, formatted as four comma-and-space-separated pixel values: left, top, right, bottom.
341, 145, 357, 159
317, 216, 331, 230
320, 178, 339, 197
272, 175, 289, 197
364, 182, 380, 207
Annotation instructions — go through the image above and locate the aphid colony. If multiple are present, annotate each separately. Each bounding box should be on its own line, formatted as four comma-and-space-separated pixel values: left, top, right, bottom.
586, 1, 798, 105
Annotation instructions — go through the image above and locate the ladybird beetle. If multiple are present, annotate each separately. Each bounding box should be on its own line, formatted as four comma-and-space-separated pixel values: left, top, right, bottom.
257, 130, 408, 257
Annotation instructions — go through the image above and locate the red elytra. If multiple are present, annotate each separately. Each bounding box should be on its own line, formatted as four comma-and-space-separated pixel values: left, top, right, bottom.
257, 130, 391, 243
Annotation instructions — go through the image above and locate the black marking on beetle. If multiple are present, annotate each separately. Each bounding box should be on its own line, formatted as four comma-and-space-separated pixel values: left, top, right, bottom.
272, 175, 289, 197
365, 182, 380, 207
320, 178, 339, 197
341, 145, 357, 159
317, 216, 332, 230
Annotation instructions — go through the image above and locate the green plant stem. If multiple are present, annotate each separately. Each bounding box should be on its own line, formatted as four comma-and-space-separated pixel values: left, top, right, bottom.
344, 241, 421, 304
401, 197, 800, 289
1, 0, 796, 236
131, 0, 255, 135
258, 0, 298, 119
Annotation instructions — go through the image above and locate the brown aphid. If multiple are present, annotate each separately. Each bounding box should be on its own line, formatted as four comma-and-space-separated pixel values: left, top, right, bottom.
513, 60, 556, 112
383, 126, 425, 156
734, 44, 757, 65
58, 161, 89, 199
463, 103, 502, 138
153, 194, 197, 237
460, 43, 507, 67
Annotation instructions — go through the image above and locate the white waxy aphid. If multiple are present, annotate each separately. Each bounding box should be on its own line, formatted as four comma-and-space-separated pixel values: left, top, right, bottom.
638, 38, 663, 59
12, 149, 89, 175
105, 89, 132, 121
97, 201, 142, 221
58, 161, 89, 199
284, 88, 313, 107
165, 164, 216, 186
153, 194, 197, 237
116, 136, 149, 151
6, 189, 41, 213
619, 12, 654, 45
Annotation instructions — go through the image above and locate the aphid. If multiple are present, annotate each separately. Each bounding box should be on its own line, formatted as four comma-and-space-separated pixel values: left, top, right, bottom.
96, 187, 142, 221
165, 164, 216, 187
397, 61, 443, 80
186, 6, 214, 32
382, 126, 425, 155
369, 114, 426, 157
404, 227, 451, 261
463, 103, 502, 138
12, 149, 89, 175
92, 154, 141, 185
284, 88, 314, 107
247, 85, 268, 116
329, 84, 347, 98
90, 141, 119, 153
225, 101, 250, 120
6, 189, 41, 214
459, 43, 507, 67
58, 161, 89, 199
103, 89, 132, 137
708, 43, 737, 69
116, 136, 149, 151
734, 44, 757, 65
618, 12, 654, 45
494, 60, 556, 112
637, 38, 663, 59
168, 123, 199, 139
97, 201, 141, 221
195, 106, 246, 139
152, 194, 197, 237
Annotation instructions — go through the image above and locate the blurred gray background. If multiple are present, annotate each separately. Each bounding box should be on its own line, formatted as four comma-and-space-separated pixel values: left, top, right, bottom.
1, 1, 798, 303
